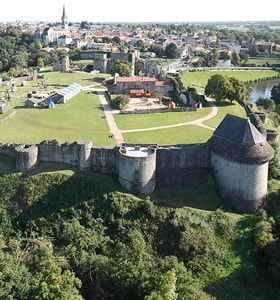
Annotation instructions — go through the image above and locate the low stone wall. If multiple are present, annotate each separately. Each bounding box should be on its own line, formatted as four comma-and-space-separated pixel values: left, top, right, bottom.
119, 107, 195, 114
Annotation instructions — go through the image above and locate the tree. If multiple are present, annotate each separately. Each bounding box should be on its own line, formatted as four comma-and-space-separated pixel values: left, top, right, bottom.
165, 43, 180, 59
145, 269, 178, 300
256, 97, 276, 111
228, 76, 249, 103
26, 239, 83, 300
271, 83, 280, 105
111, 59, 132, 77
37, 57, 44, 68
112, 94, 130, 110
135, 39, 146, 52
202, 49, 218, 67
204, 74, 233, 102
80, 21, 90, 29
149, 44, 165, 58
231, 51, 241, 66
0, 247, 31, 299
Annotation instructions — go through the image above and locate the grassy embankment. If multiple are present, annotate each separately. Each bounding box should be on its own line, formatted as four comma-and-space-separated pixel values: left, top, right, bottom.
0, 158, 278, 299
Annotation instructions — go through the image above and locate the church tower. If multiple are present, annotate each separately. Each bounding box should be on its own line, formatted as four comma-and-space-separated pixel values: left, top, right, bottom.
61, 4, 68, 29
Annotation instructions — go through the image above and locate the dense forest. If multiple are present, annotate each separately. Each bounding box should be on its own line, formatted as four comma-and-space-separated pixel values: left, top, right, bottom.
0, 158, 280, 299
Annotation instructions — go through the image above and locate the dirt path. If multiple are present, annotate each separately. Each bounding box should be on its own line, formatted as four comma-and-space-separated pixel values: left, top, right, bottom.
96, 90, 125, 144
96, 89, 217, 146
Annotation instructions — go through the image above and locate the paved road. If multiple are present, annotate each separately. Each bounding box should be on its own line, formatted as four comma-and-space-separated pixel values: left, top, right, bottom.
96, 89, 217, 146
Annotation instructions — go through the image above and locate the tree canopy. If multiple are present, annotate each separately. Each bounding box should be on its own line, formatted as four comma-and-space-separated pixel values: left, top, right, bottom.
205, 74, 251, 103
111, 59, 132, 77
271, 83, 280, 105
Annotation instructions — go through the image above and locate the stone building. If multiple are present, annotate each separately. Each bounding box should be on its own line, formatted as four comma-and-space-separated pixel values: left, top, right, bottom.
105, 73, 173, 97
53, 56, 70, 72
33, 5, 70, 45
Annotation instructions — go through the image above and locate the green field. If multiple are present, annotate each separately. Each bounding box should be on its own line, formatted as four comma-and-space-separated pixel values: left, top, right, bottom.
114, 108, 212, 130
181, 69, 280, 93
0, 69, 277, 146
0, 90, 116, 146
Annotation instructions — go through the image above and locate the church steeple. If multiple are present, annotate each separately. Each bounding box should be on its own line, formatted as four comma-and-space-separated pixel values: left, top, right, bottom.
61, 4, 68, 29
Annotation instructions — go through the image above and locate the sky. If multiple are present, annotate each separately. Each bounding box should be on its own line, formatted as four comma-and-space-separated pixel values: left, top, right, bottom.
1, 0, 279, 23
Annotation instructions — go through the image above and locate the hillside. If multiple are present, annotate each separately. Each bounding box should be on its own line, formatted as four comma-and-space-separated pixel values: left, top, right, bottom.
0, 159, 279, 299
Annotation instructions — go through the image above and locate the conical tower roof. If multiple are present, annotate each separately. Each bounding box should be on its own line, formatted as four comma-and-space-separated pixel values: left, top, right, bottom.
61, 4, 68, 29
210, 114, 274, 164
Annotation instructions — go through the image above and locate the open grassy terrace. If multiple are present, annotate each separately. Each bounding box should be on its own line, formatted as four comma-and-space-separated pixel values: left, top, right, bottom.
114, 108, 212, 130
0, 69, 277, 146
0, 71, 115, 145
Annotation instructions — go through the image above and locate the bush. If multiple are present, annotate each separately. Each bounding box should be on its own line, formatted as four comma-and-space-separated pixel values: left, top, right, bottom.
111, 94, 130, 110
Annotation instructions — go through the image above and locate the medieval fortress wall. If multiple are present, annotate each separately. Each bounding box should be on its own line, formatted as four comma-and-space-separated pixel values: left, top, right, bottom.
0, 109, 277, 214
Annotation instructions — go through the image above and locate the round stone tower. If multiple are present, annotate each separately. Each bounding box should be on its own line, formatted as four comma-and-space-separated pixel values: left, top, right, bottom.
209, 114, 275, 213
15, 144, 39, 172
119, 145, 156, 195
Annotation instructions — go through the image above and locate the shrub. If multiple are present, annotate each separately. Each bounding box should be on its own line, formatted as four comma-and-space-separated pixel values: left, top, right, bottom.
112, 94, 130, 110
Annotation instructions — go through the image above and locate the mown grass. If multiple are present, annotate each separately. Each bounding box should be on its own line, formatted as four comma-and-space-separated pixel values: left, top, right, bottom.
119, 102, 246, 144
181, 69, 280, 93
203, 101, 247, 128
0, 69, 278, 146
114, 107, 212, 130
0, 90, 116, 145
122, 124, 213, 144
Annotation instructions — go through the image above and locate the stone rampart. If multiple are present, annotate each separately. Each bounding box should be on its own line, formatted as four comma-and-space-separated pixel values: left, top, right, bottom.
0, 142, 17, 157
0, 140, 211, 188
91, 146, 119, 175
156, 143, 211, 187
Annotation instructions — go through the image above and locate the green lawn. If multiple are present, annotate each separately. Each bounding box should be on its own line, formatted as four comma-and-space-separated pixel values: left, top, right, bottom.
0, 91, 116, 146
203, 101, 247, 128
122, 124, 213, 145
117, 100, 246, 145
114, 107, 212, 130
181, 69, 280, 93
0, 69, 277, 146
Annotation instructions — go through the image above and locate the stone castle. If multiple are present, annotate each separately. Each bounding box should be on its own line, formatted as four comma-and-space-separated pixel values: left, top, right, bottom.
0, 111, 277, 214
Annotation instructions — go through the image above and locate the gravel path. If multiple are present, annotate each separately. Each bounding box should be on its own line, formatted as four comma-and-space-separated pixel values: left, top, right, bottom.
96, 89, 217, 146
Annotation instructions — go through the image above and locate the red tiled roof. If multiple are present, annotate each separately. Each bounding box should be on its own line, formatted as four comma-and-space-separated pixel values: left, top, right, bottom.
116, 76, 156, 83
156, 81, 172, 87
